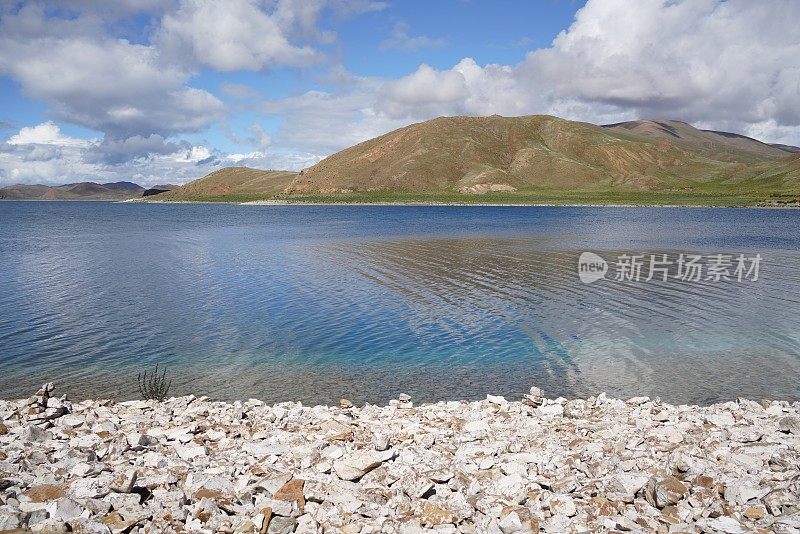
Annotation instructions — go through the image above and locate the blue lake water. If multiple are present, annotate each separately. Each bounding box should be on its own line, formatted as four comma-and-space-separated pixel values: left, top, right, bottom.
1, 201, 799, 405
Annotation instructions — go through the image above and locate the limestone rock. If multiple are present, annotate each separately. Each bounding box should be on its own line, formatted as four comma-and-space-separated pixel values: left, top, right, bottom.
645, 475, 688, 508
419, 502, 458, 526
333, 449, 394, 481
548, 494, 577, 517
2, 383, 798, 533
706, 412, 736, 427
723, 483, 768, 505
706, 516, 747, 533
0, 510, 21, 531
273, 479, 305, 513
373, 432, 389, 451
109, 469, 138, 494
22, 425, 52, 443
778, 416, 800, 435
608, 473, 649, 496
522, 386, 544, 407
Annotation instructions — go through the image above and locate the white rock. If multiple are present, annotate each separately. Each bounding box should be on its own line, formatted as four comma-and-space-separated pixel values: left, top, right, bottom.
72, 462, 97, 477
486, 395, 507, 406
60, 415, 85, 428
0, 511, 21, 530
126, 432, 156, 449
333, 449, 394, 481
51, 497, 85, 521
395, 473, 434, 499
723, 483, 768, 505
321, 444, 345, 460
609, 473, 649, 496
766, 404, 784, 416
537, 404, 564, 417
548, 494, 576, 517
64, 517, 112, 533
463, 419, 491, 435
174, 443, 207, 461
110, 469, 138, 493
706, 516, 748, 533
244, 442, 286, 458
706, 412, 736, 427
498, 510, 532, 533
494, 474, 528, 504
646, 475, 688, 508
72, 477, 110, 499
72, 433, 103, 448
23, 425, 52, 442
373, 433, 390, 451
779, 416, 800, 435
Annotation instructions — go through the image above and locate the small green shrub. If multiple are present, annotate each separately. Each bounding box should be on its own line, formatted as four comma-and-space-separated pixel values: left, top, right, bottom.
137, 363, 172, 401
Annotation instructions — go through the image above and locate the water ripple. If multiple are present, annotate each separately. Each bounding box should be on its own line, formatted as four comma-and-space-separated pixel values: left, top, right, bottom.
0, 202, 798, 404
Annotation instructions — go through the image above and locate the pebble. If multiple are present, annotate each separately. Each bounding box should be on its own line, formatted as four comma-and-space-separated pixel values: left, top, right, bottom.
0, 383, 797, 533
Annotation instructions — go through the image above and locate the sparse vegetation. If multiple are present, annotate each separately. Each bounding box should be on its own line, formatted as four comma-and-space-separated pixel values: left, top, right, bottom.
144, 116, 800, 207
156, 168, 297, 201
137, 363, 172, 401
145, 189, 777, 207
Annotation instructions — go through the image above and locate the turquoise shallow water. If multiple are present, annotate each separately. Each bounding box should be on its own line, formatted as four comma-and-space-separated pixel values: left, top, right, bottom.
0, 201, 799, 404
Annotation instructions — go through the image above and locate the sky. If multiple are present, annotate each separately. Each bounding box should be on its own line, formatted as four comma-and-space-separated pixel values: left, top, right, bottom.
0, 0, 798, 187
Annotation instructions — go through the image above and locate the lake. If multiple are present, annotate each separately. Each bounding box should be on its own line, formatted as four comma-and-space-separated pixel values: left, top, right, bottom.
1, 201, 798, 405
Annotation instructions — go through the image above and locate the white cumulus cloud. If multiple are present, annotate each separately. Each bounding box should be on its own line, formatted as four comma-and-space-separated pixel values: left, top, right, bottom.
157, 0, 319, 71
7, 122, 92, 147
259, 0, 800, 157
2, 0, 799, 186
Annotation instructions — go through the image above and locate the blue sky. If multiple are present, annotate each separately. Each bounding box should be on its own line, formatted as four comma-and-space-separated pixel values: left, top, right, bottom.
0, 0, 798, 186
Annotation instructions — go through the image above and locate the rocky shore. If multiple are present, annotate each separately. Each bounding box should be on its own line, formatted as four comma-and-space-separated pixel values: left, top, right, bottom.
0, 385, 799, 533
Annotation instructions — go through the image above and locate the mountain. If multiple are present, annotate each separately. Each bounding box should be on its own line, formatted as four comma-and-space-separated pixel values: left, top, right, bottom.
4, 116, 798, 205
0, 181, 145, 200
157, 167, 297, 200
723, 154, 800, 189
601, 120, 794, 162
147, 114, 799, 205
769, 143, 800, 154
285, 115, 799, 199
103, 181, 144, 191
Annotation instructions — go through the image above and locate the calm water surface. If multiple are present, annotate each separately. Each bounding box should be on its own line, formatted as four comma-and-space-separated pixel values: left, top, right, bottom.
1, 201, 799, 404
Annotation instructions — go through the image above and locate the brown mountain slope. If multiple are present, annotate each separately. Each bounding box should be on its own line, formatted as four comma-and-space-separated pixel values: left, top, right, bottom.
0, 184, 52, 199
160, 167, 297, 199
0, 182, 144, 200
602, 119, 795, 162
769, 143, 800, 154
162, 115, 800, 203
288, 115, 773, 195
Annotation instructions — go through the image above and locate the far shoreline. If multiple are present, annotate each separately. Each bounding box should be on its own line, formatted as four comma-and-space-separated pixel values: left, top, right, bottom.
129, 198, 800, 209
2, 197, 799, 208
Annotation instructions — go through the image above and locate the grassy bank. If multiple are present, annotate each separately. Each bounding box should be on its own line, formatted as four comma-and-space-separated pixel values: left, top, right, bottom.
151, 189, 800, 207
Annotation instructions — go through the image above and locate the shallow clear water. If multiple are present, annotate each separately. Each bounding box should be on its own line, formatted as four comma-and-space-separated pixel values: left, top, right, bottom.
1, 201, 799, 405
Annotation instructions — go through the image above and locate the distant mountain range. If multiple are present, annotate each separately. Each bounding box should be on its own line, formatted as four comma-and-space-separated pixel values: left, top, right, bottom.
158, 115, 800, 205
5, 116, 800, 205
0, 181, 179, 200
